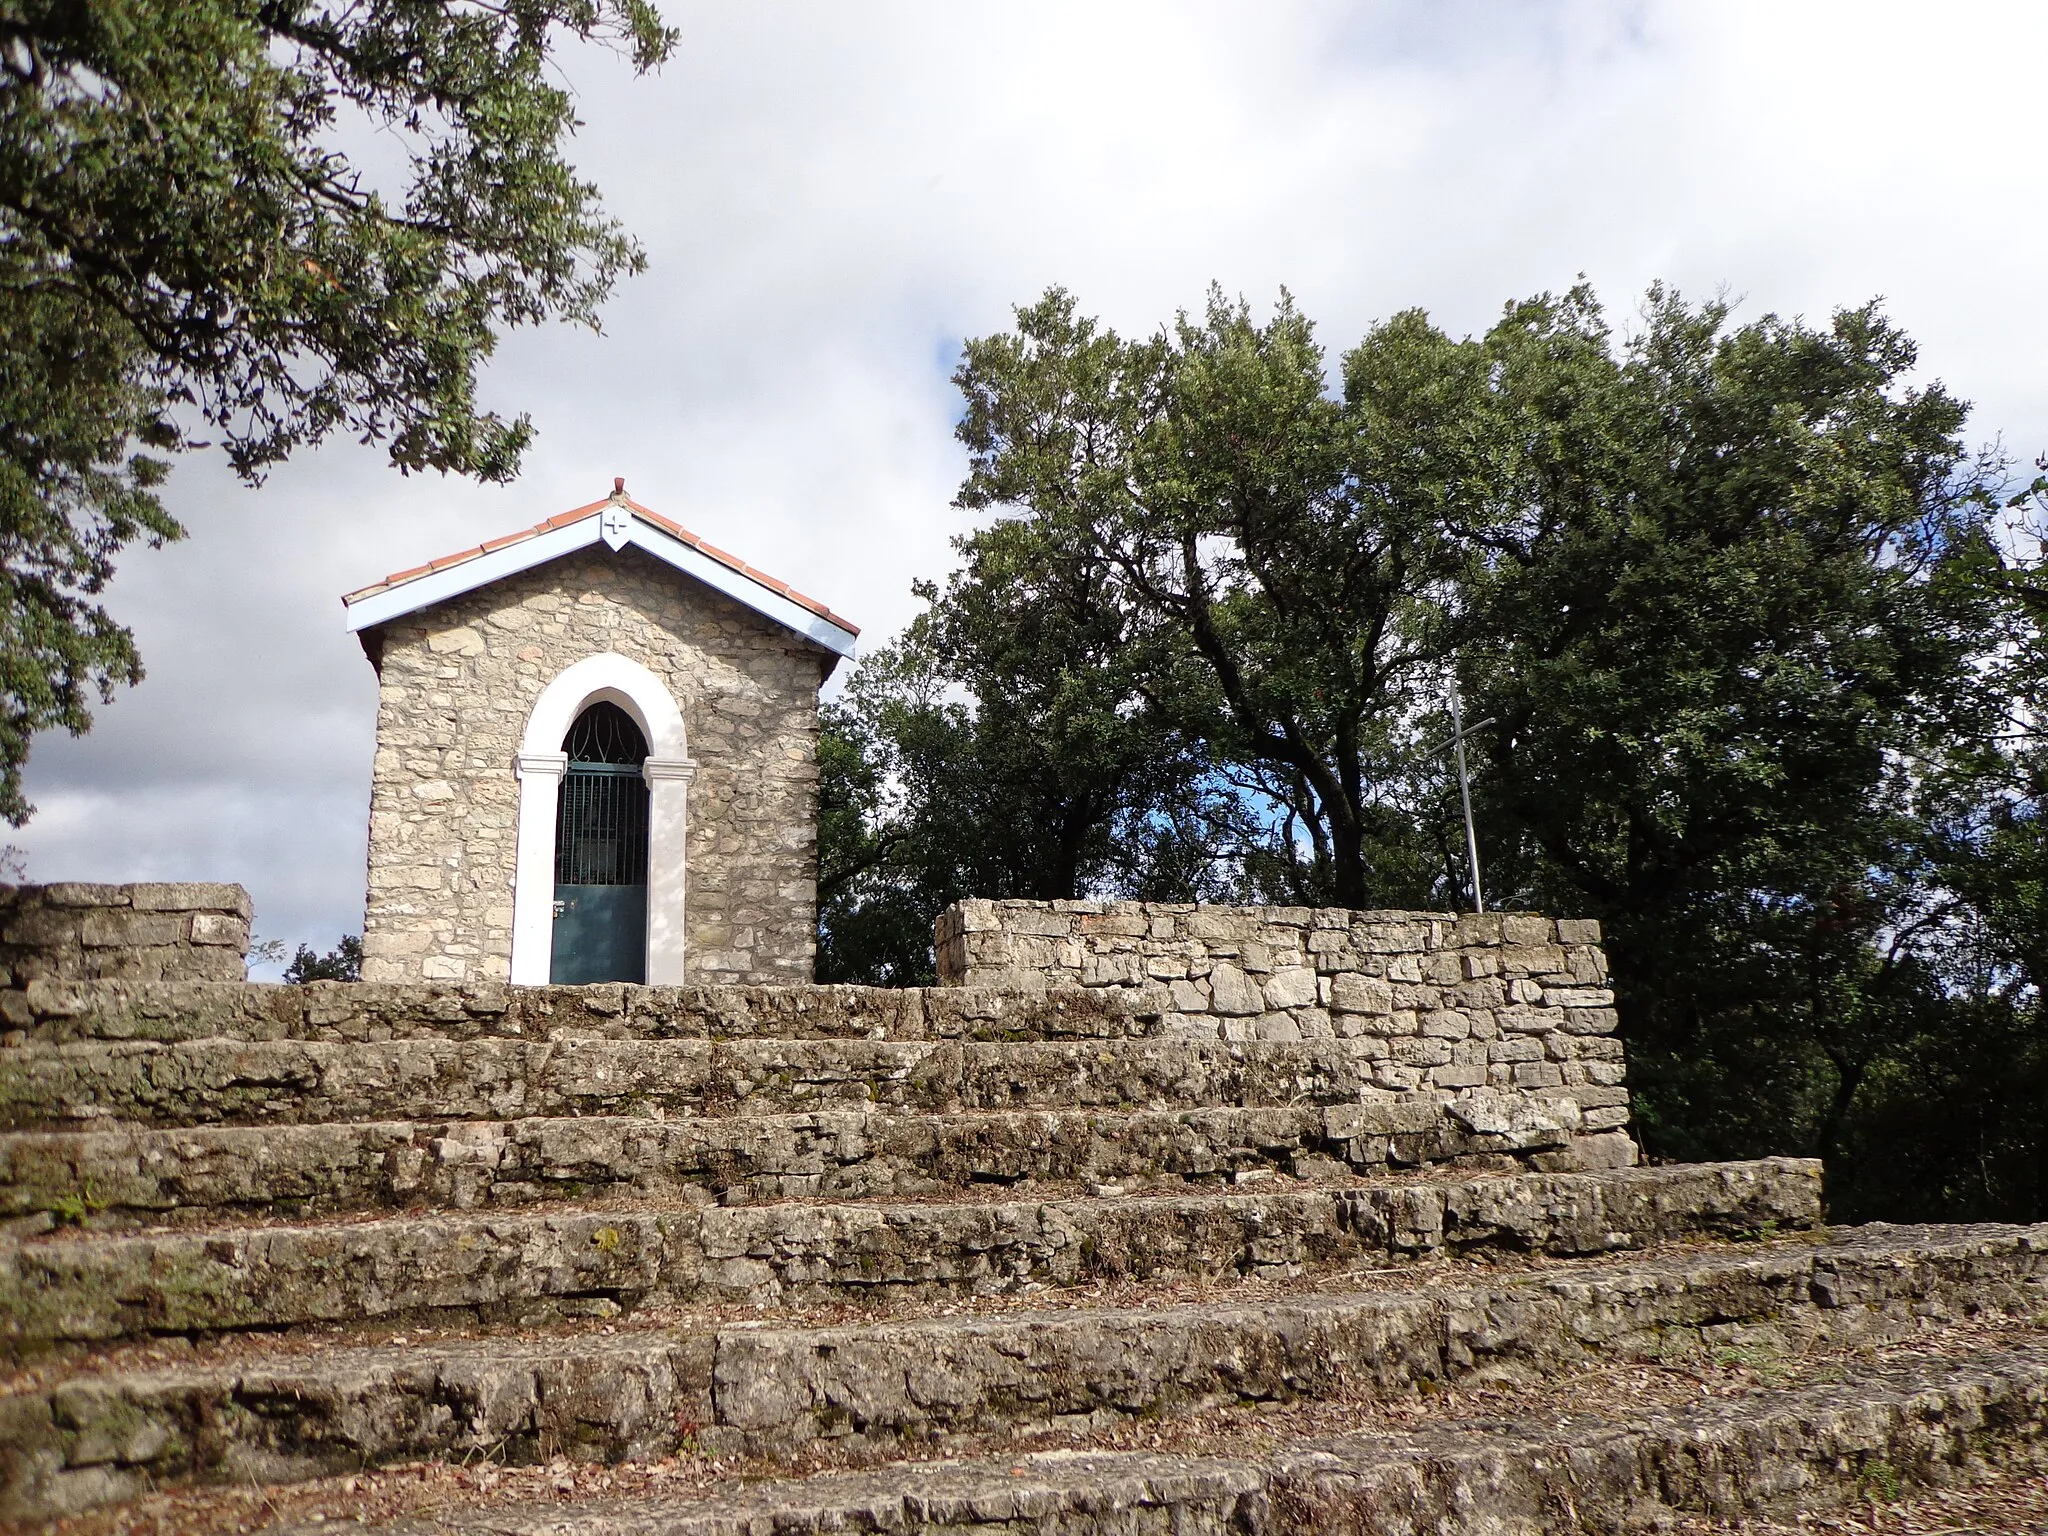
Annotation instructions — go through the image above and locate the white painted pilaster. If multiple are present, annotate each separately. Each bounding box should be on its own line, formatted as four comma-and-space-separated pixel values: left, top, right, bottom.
509, 751, 568, 985
642, 756, 697, 984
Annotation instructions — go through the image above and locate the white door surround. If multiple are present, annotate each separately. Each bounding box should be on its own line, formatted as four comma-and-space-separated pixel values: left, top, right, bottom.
510, 653, 696, 985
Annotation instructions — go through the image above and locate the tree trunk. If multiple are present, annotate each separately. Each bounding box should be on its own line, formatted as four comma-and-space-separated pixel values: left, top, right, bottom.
1332, 813, 1367, 909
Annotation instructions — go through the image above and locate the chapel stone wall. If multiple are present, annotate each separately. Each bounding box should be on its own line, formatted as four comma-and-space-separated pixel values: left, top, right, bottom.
359, 546, 830, 986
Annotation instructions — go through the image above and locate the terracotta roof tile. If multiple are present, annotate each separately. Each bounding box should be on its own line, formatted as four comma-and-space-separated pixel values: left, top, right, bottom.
340, 493, 859, 638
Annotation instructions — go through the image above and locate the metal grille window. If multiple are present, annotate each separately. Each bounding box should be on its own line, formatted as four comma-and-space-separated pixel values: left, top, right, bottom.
555, 703, 649, 886
563, 701, 648, 765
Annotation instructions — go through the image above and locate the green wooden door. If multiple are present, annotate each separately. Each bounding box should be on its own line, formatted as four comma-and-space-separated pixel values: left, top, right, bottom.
550, 883, 647, 984
548, 747, 649, 984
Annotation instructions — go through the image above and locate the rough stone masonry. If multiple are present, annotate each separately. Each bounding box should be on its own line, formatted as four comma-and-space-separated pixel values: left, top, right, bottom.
0, 883, 249, 999
937, 898, 1633, 1166
357, 546, 833, 987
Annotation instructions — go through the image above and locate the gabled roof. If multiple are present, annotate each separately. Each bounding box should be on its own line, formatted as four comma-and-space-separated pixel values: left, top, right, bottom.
341, 483, 859, 658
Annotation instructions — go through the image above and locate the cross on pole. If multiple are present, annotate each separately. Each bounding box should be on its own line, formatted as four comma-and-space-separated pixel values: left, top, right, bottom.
1423, 680, 1496, 914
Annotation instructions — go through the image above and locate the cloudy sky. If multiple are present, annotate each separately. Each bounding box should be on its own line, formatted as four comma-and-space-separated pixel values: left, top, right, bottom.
21, 0, 2048, 967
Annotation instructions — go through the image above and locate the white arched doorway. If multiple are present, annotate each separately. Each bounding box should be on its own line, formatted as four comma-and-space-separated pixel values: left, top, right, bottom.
510, 653, 696, 985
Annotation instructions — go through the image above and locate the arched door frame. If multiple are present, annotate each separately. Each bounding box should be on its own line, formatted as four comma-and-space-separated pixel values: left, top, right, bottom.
510, 653, 695, 985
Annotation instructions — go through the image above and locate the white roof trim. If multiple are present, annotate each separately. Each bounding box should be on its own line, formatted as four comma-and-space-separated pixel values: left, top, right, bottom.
342, 512, 858, 659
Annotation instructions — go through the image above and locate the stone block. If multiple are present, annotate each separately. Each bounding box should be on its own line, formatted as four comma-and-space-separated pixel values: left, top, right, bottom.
1329, 975, 1393, 1014
1450, 913, 1504, 947
79, 913, 188, 950
1392, 1037, 1452, 1067
37, 883, 131, 908
1290, 1007, 1334, 1040
1353, 921, 1427, 953
187, 914, 249, 948
1558, 1083, 1630, 1109
1555, 918, 1603, 945
1563, 1007, 1621, 1035
953, 899, 1000, 933
1260, 967, 1318, 1010
1078, 912, 1149, 939
1006, 910, 1083, 938
1207, 963, 1262, 1016
1499, 915, 1552, 946
1499, 1006, 1562, 1034
1082, 953, 1143, 987
424, 624, 485, 654
1542, 985, 1615, 1009
4, 909, 83, 948
1451, 980, 1505, 1010
126, 884, 253, 918
1419, 1009, 1469, 1040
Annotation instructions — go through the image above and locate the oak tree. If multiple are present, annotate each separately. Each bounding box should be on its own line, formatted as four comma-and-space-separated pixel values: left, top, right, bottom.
0, 0, 673, 818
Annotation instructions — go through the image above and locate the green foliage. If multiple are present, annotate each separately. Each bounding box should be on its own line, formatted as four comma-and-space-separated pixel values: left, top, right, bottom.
0, 0, 674, 819
284, 933, 363, 983
48, 1176, 105, 1227
953, 287, 1481, 907
815, 618, 1232, 984
825, 279, 2048, 1221
1445, 285, 2018, 1198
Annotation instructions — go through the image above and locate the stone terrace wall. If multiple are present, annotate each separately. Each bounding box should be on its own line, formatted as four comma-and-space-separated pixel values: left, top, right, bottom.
0, 884, 249, 1005
936, 899, 1628, 1138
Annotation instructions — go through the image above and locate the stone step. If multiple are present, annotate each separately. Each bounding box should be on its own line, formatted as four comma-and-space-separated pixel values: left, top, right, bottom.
8, 980, 1146, 1047
2, 1222, 2038, 1521
0, 1159, 1819, 1352
243, 1339, 2048, 1534
0, 1105, 1636, 1226
0, 1035, 1627, 1131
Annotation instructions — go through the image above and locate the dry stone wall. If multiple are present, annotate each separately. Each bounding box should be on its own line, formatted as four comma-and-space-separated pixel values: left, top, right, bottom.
0, 885, 248, 1009
937, 898, 1631, 1154
359, 545, 833, 987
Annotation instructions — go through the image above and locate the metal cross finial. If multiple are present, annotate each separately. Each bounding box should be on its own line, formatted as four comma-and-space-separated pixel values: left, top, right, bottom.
1423, 677, 1496, 914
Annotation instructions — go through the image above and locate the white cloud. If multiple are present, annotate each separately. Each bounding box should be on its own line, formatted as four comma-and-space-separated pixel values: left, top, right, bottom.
24, 0, 2048, 950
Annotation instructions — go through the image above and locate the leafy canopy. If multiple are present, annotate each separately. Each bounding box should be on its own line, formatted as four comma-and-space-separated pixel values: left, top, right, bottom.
0, 0, 674, 820
823, 279, 2048, 1219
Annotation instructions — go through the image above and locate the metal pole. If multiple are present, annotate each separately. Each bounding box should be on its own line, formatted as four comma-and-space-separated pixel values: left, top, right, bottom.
1449, 680, 1484, 914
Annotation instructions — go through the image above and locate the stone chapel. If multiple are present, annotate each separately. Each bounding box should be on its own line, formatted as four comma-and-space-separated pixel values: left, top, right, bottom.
341, 481, 857, 987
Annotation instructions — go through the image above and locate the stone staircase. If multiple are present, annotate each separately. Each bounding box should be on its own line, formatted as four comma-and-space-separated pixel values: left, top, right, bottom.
0, 912, 2044, 1531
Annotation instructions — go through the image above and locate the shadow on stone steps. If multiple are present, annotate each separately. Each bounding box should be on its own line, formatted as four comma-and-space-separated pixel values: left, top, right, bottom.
3, 1221, 2044, 1523
266, 1340, 2048, 1536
